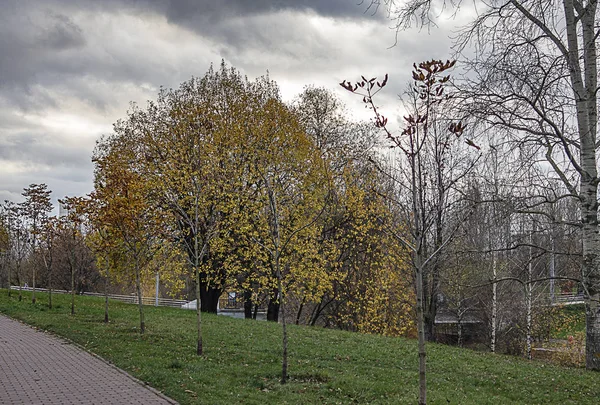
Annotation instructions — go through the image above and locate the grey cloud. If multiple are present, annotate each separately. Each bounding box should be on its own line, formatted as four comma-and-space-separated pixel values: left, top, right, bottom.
0, 131, 92, 171
0, 0, 385, 99
0, 0, 455, 205
36, 11, 86, 50
0, 125, 95, 205
58, 0, 382, 23
154, 0, 384, 26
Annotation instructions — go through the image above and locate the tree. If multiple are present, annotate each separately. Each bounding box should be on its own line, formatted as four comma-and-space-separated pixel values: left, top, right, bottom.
57, 196, 89, 315
341, 60, 476, 405
0, 211, 10, 290
38, 216, 59, 309
86, 194, 118, 323
135, 65, 247, 353
111, 63, 283, 353
324, 165, 415, 336
21, 183, 52, 304
371, 0, 600, 371
246, 97, 331, 384
289, 87, 415, 334
92, 132, 165, 334
2, 201, 29, 300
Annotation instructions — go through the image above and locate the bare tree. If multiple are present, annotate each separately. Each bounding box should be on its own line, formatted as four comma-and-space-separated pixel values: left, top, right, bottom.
39, 217, 59, 309
21, 183, 52, 304
2, 201, 29, 301
341, 60, 477, 405
370, 0, 600, 372
0, 208, 11, 290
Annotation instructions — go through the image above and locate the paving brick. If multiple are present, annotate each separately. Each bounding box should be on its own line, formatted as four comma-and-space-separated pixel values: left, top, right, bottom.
0, 315, 177, 404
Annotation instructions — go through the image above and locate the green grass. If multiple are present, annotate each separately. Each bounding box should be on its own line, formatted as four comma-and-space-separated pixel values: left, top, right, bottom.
1, 290, 599, 404
552, 304, 586, 339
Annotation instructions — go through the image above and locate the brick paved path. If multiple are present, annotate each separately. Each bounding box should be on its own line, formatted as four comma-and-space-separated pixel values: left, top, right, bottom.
0, 315, 177, 404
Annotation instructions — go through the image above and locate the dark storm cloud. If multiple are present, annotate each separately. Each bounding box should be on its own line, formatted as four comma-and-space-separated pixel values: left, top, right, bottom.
132, 0, 387, 59
55, 0, 381, 23
0, 0, 390, 112
0, 0, 380, 97
151, 0, 383, 25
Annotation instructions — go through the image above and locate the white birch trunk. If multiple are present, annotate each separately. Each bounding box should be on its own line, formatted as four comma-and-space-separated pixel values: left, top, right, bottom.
491, 250, 497, 353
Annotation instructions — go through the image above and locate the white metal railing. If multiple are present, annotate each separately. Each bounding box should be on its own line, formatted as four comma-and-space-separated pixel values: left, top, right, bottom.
551, 292, 584, 305
8, 286, 187, 308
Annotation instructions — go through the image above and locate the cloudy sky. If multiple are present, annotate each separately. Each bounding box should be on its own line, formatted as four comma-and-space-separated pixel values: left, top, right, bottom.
0, 0, 464, 211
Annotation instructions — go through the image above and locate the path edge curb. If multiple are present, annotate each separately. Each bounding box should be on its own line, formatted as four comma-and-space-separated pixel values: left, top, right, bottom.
1, 314, 179, 405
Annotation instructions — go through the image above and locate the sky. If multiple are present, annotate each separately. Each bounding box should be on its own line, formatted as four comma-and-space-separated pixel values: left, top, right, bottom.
0, 0, 465, 211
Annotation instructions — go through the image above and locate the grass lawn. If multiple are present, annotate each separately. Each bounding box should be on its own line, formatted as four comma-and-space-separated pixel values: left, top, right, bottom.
1, 290, 599, 404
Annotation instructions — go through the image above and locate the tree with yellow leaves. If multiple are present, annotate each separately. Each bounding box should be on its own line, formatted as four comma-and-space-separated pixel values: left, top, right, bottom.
329, 165, 415, 337
243, 96, 331, 384
132, 63, 274, 354
92, 132, 166, 334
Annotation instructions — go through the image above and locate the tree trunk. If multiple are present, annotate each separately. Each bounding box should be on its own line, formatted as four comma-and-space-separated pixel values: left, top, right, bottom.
155, 272, 159, 307
195, 266, 203, 355
457, 317, 463, 347
48, 272, 52, 310
526, 233, 533, 360
104, 276, 109, 323
491, 250, 497, 353
550, 236, 556, 304
562, 0, 600, 370
17, 263, 22, 301
309, 299, 323, 327
32, 267, 36, 304
581, 151, 600, 370
582, 189, 600, 369
416, 264, 427, 405
244, 289, 253, 319
70, 262, 75, 315
278, 260, 289, 385
135, 257, 145, 334
104, 260, 110, 323
424, 311, 436, 342
296, 295, 306, 325
267, 292, 280, 322
280, 290, 288, 384
199, 281, 221, 314
422, 270, 434, 341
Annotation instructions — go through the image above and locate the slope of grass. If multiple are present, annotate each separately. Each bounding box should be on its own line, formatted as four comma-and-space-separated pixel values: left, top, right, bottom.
552, 304, 585, 339
1, 290, 599, 404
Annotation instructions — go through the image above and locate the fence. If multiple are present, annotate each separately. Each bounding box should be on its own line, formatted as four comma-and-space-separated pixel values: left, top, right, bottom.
551, 292, 584, 305
9, 286, 187, 308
